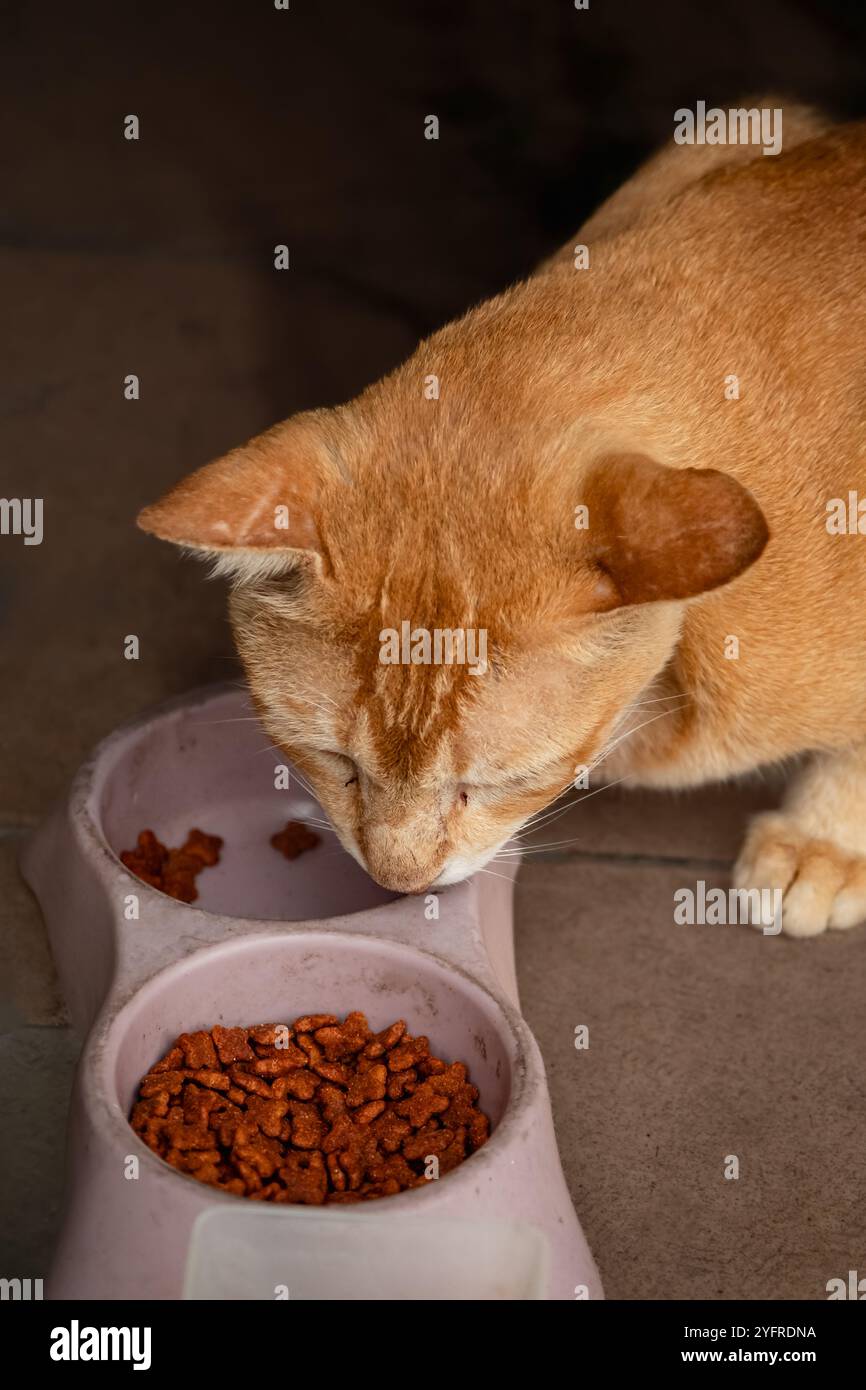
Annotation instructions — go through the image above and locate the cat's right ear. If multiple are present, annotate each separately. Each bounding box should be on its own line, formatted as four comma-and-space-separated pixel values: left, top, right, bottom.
136, 414, 343, 582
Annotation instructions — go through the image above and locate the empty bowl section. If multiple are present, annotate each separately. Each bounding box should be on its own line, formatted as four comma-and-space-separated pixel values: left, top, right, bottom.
93, 686, 397, 921
111, 931, 517, 1144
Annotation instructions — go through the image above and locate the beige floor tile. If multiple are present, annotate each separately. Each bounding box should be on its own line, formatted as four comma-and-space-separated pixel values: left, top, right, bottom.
0, 1026, 81, 1275
521, 771, 789, 864
515, 857, 866, 1299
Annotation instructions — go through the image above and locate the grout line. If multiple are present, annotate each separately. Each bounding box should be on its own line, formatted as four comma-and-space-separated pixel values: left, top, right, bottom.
522, 848, 734, 870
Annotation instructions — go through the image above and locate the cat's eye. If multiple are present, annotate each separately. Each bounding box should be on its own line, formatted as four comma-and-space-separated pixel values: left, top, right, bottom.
459, 789, 469, 806
315, 749, 358, 786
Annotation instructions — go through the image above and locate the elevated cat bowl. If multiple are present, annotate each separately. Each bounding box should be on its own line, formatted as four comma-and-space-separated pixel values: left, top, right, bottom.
19, 683, 602, 1300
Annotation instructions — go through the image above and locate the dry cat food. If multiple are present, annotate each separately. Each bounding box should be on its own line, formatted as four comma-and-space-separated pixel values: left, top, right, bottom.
271, 820, 321, 859
121, 820, 321, 901
120, 828, 223, 903
130, 1011, 490, 1203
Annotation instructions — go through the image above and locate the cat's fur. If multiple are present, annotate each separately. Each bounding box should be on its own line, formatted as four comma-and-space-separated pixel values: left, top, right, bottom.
139, 102, 866, 936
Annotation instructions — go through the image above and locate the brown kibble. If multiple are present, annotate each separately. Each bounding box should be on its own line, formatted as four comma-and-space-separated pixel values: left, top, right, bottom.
249, 1023, 292, 1047
314, 1012, 371, 1060
148, 1045, 184, 1074
295, 1034, 323, 1067
354, 1099, 386, 1125
270, 821, 321, 861
140, 1070, 188, 1097
293, 1013, 338, 1032
272, 1069, 318, 1101
395, 1081, 451, 1129
228, 1066, 274, 1098
211, 1026, 256, 1065
317, 1084, 348, 1124
402, 1124, 453, 1160
346, 1063, 387, 1108
388, 1036, 430, 1071
322, 1113, 356, 1154
313, 1061, 352, 1087
376, 1020, 408, 1051
386, 1069, 418, 1101
370, 1110, 412, 1154
119, 827, 222, 902
178, 1032, 219, 1070
442, 1083, 482, 1128
232, 1131, 284, 1179
182, 828, 223, 866
251, 1046, 309, 1073
327, 1152, 346, 1191
190, 1069, 231, 1093
130, 1011, 489, 1205
368, 1153, 417, 1188
277, 1151, 328, 1205
182, 1085, 221, 1128
288, 1101, 325, 1150
417, 1055, 447, 1077
244, 1093, 290, 1138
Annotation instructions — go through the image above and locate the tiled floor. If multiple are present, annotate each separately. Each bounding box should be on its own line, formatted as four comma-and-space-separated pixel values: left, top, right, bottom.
4, 1, 865, 1300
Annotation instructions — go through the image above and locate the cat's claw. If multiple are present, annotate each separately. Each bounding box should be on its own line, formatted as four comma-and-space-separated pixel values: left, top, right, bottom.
732, 813, 866, 938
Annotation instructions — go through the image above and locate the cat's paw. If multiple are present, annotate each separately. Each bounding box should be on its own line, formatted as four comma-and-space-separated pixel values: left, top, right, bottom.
732, 813, 866, 938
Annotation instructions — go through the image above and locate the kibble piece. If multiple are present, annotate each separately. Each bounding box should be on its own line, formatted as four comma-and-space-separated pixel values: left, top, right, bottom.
271, 821, 322, 860
395, 1081, 451, 1129
293, 1013, 338, 1032
288, 1101, 325, 1150
386, 1069, 418, 1101
272, 1069, 318, 1101
346, 1063, 387, 1108
388, 1036, 430, 1072
182, 829, 223, 866
245, 1093, 290, 1138
212, 1026, 256, 1065
249, 1023, 291, 1047
314, 1012, 371, 1061
119, 826, 222, 902
178, 1031, 219, 1070
251, 1046, 309, 1074
278, 1152, 328, 1204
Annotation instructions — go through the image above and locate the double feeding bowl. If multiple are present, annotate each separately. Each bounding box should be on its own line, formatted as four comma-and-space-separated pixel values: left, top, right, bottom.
19, 683, 602, 1300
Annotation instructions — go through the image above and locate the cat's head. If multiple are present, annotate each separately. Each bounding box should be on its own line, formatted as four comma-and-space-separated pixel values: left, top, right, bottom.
138, 380, 767, 893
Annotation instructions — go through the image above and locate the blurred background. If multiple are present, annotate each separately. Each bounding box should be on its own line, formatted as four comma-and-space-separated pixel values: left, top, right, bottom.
2, 0, 865, 1299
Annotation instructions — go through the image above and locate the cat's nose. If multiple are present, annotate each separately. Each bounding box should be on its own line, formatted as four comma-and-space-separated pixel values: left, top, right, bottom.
362, 823, 440, 895
368, 866, 435, 895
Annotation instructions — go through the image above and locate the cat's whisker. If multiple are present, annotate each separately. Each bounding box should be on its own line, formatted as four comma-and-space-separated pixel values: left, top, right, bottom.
283, 685, 340, 709
626, 691, 692, 709
196, 716, 267, 726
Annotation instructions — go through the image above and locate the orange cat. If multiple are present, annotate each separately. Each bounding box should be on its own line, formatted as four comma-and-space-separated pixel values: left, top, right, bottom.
139, 103, 866, 937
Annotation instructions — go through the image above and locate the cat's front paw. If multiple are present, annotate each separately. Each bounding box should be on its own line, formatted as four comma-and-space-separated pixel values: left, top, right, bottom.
733, 813, 866, 938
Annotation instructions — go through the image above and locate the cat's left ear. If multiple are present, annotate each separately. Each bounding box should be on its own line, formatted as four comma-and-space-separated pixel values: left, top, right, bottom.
581, 453, 769, 608
137, 413, 341, 581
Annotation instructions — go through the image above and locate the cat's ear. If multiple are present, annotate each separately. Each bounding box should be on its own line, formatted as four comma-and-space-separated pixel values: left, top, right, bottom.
582, 453, 769, 608
137, 414, 341, 582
